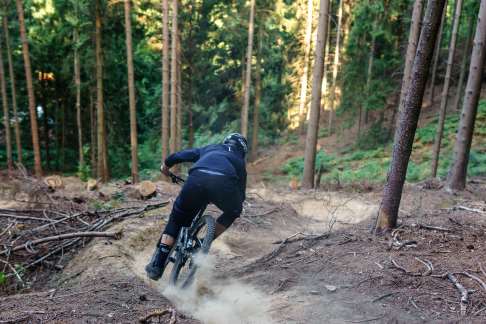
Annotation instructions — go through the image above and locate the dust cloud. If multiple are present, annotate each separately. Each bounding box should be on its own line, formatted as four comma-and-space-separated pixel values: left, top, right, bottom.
161, 254, 274, 324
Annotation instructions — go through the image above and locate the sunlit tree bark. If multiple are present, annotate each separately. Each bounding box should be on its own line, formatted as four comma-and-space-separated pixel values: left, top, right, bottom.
447, 0, 486, 191
375, 0, 446, 233
124, 0, 139, 183
298, 0, 313, 129
15, 0, 42, 176
241, 0, 255, 137
2, 11, 22, 164
170, 0, 178, 153
0, 35, 12, 172
328, 0, 343, 134
431, 0, 463, 178
161, 0, 170, 162
302, 0, 330, 189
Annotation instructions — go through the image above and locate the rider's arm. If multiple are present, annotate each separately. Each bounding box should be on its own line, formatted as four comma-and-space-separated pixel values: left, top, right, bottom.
164, 148, 201, 168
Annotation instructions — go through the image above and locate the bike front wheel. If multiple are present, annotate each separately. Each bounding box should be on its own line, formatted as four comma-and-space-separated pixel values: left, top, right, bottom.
169, 215, 215, 287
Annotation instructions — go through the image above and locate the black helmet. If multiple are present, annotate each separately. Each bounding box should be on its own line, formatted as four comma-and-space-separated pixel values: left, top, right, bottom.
223, 133, 248, 154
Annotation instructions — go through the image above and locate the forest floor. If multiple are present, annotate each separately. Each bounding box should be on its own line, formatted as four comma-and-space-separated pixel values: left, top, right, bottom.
1, 175, 485, 323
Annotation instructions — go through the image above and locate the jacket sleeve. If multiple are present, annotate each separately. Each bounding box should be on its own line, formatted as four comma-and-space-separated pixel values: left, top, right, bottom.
165, 148, 201, 168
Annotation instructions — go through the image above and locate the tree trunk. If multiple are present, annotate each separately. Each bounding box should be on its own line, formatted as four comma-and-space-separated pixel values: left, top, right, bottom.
431, 0, 463, 178
95, 0, 108, 182
170, 0, 178, 154
15, 0, 42, 177
447, 0, 486, 191
328, 0, 343, 135
298, 0, 314, 129
74, 27, 84, 169
61, 101, 65, 171
176, 30, 182, 152
161, 0, 170, 162
90, 90, 97, 177
302, 0, 330, 189
0, 35, 12, 172
42, 91, 50, 170
250, 26, 263, 162
427, 0, 448, 105
319, 2, 332, 122
363, 26, 376, 126
395, 0, 424, 127
375, 0, 446, 233
241, 0, 255, 138
452, 15, 474, 112
124, 0, 139, 183
2, 13, 22, 164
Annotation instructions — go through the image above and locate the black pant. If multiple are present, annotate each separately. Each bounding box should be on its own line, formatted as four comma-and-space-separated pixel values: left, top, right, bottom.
163, 170, 243, 238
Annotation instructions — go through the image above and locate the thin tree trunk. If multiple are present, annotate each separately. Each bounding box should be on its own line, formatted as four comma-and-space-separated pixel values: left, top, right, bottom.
90, 90, 97, 177
95, 0, 108, 182
319, 2, 332, 123
161, 0, 170, 162
395, 0, 424, 126
302, 0, 330, 189
170, 0, 178, 154
42, 90, 49, 170
74, 28, 84, 169
447, 0, 486, 191
452, 15, 474, 112
176, 30, 182, 152
427, 0, 448, 105
250, 26, 263, 162
61, 101, 65, 171
2, 12, 22, 164
298, 0, 314, 128
363, 22, 376, 126
241, 0, 255, 138
15, 0, 42, 177
431, 0, 463, 178
0, 35, 12, 172
328, 0, 343, 134
375, 0, 446, 233
124, 0, 139, 183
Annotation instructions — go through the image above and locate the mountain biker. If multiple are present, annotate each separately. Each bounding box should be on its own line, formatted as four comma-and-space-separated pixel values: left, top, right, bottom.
145, 133, 248, 280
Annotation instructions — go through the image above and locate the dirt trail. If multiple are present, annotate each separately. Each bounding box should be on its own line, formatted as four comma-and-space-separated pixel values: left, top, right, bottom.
54, 187, 421, 323
3, 180, 484, 323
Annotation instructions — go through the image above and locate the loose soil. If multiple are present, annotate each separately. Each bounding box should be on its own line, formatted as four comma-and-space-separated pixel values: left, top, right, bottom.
1, 176, 485, 323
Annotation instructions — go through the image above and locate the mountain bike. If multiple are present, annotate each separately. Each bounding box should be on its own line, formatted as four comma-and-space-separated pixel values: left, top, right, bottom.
165, 172, 216, 288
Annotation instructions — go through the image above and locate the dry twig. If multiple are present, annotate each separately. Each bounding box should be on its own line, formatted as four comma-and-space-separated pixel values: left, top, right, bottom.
447, 273, 468, 316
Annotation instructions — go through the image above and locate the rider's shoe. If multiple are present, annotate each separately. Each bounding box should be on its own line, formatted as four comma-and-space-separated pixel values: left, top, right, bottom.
145, 243, 171, 281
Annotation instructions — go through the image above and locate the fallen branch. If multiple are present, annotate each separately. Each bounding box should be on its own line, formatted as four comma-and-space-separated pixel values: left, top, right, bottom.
390, 258, 421, 276
454, 206, 486, 214
418, 224, 452, 232
447, 273, 468, 316
415, 257, 433, 276
1, 231, 121, 255
460, 271, 486, 292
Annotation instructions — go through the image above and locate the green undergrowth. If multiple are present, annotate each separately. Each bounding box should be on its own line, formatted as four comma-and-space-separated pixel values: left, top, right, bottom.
282, 101, 486, 185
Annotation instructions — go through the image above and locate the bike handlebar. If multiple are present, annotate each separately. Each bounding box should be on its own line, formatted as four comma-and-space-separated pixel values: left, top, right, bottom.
168, 171, 185, 184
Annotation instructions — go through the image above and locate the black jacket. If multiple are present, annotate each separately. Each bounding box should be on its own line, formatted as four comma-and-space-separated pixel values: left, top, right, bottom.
165, 144, 247, 201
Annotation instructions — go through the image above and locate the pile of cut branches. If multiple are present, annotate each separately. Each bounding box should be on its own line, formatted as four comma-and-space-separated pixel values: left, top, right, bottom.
0, 200, 168, 294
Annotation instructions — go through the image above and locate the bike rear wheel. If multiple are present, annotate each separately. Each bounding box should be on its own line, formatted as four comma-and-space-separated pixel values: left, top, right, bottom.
169, 215, 215, 287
